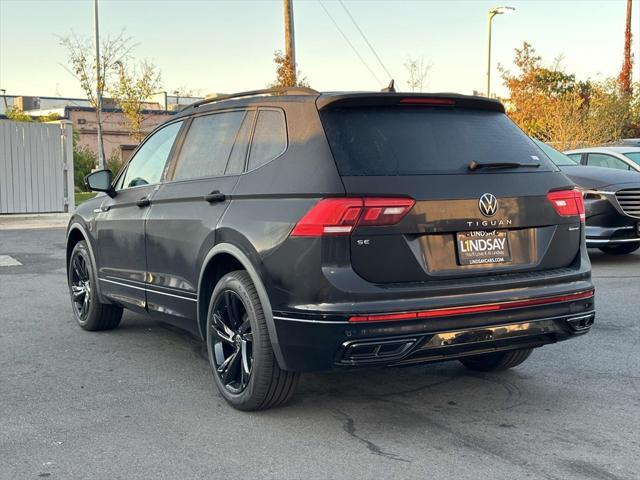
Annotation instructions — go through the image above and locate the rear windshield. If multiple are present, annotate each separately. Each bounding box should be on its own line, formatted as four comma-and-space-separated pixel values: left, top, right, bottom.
320, 107, 555, 175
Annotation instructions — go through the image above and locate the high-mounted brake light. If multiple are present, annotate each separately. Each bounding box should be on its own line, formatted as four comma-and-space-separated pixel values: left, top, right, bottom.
348, 289, 595, 323
547, 189, 585, 221
399, 98, 456, 106
290, 197, 415, 237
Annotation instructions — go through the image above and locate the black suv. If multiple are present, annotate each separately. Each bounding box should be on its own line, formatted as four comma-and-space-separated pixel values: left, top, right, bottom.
67, 87, 595, 410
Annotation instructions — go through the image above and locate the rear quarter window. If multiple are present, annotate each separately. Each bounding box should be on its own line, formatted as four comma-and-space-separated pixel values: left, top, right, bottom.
320, 107, 554, 175
247, 109, 287, 171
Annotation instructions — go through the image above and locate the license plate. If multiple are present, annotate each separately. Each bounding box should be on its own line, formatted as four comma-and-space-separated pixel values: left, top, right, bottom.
456, 230, 511, 265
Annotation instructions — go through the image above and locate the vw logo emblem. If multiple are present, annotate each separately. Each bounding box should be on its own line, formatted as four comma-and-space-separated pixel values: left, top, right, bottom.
479, 193, 498, 217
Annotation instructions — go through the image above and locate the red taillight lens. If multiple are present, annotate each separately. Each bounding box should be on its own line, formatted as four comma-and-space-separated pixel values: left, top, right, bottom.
290, 197, 415, 237
359, 198, 415, 226
290, 198, 363, 237
547, 189, 585, 221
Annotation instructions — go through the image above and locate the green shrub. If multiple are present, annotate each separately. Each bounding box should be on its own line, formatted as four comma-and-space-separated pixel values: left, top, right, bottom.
106, 150, 125, 176
73, 146, 97, 192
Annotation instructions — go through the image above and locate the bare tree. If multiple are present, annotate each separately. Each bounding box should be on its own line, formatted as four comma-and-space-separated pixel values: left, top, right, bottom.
59, 30, 133, 163
404, 57, 431, 92
110, 60, 162, 141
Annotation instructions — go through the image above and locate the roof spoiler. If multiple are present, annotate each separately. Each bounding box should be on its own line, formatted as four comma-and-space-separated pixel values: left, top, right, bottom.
316, 93, 505, 113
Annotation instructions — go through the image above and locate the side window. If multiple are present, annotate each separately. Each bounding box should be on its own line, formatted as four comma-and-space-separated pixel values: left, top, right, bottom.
247, 109, 287, 171
120, 121, 183, 189
566, 153, 582, 164
225, 111, 256, 175
586, 153, 630, 170
172, 111, 245, 181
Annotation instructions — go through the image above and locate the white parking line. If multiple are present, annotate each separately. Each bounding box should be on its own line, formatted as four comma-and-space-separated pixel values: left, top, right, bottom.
0, 255, 22, 267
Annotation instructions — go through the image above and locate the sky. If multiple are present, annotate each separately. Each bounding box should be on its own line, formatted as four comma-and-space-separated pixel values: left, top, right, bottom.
1, 0, 639, 99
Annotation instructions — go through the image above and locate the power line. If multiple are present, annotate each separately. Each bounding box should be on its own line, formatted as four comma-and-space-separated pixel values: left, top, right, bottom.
317, 0, 383, 86
338, 0, 394, 81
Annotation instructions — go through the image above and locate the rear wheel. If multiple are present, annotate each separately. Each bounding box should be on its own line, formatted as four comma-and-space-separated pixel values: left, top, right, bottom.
459, 348, 533, 372
598, 243, 640, 255
68, 241, 123, 331
206, 270, 299, 411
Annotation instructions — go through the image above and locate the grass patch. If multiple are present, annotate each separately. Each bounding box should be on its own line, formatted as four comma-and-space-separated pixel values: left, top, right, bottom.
75, 192, 97, 206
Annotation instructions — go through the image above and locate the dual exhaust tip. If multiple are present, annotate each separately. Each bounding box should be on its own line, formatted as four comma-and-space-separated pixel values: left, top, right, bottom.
339, 314, 595, 365
566, 313, 595, 331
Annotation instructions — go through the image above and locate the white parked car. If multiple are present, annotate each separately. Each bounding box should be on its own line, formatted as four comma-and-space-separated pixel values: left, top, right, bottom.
564, 146, 640, 172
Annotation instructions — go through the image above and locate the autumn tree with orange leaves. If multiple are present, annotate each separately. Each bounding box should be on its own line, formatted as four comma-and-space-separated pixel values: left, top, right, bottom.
501, 42, 640, 150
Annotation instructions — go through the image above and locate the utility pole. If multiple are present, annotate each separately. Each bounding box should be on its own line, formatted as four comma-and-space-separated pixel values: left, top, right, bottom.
619, 0, 633, 93
94, 0, 105, 170
283, 0, 297, 86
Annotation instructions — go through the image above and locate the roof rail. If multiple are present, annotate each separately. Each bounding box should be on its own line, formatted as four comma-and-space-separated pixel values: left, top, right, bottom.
184, 87, 320, 110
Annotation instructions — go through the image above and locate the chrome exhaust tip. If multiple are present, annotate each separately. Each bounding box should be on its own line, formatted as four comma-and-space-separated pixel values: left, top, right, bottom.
566, 313, 595, 331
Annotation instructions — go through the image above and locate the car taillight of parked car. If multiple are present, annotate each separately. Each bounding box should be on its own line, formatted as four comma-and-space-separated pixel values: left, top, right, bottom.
547, 189, 585, 222
290, 197, 415, 237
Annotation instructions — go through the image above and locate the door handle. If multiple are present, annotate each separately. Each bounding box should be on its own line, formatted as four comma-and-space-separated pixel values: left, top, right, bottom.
204, 191, 226, 203
136, 196, 151, 208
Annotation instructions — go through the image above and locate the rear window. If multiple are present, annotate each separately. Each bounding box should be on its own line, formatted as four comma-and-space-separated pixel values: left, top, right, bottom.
320, 107, 554, 175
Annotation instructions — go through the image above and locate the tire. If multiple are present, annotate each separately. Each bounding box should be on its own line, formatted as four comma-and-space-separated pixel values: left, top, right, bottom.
598, 243, 640, 255
206, 270, 299, 411
459, 348, 533, 372
68, 241, 123, 331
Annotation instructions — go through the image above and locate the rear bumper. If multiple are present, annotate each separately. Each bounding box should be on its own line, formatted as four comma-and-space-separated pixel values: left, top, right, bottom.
272, 290, 595, 372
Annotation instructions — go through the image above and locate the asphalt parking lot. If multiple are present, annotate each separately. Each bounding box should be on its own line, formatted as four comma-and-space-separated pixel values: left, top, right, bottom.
1, 226, 638, 480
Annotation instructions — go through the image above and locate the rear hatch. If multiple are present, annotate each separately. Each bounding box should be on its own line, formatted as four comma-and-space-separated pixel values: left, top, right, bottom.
318, 94, 582, 283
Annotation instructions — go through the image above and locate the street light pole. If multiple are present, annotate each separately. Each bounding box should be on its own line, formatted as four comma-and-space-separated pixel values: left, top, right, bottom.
94, 0, 105, 170
486, 6, 515, 98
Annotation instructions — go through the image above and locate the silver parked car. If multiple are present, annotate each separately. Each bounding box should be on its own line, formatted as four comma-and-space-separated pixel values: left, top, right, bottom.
564, 146, 640, 172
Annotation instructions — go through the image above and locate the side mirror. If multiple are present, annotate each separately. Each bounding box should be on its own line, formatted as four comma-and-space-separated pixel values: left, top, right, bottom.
85, 169, 116, 198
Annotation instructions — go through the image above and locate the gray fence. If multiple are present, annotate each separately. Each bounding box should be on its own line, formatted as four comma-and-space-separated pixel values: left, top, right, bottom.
0, 120, 74, 214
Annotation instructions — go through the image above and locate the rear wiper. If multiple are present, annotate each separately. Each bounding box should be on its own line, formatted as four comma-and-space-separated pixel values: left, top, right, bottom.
468, 160, 541, 171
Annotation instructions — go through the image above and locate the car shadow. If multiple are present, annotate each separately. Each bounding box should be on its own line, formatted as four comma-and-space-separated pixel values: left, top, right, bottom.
587, 248, 640, 272
115, 313, 543, 418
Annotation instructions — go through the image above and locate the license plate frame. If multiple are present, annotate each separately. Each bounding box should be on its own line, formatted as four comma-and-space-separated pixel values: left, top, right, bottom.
456, 230, 512, 266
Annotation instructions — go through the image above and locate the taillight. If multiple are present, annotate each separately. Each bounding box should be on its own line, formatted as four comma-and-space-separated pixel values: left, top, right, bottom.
359, 198, 415, 226
399, 98, 456, 106
290, 197, 415, 237
547, 189, 585, 221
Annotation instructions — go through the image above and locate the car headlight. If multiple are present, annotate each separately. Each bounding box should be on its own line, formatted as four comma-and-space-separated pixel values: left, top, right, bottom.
576, 188, 612, 201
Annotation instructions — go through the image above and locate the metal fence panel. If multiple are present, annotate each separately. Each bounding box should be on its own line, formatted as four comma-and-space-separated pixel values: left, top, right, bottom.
0, 120, 74, 214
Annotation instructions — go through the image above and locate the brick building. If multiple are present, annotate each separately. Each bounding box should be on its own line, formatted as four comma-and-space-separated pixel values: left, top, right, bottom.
0, 93, 203, 161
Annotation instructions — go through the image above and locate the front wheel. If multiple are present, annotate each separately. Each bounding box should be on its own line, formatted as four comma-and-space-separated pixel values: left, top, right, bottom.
598, 242, 640, 255
459, 348, 533, 372
68, 241, 123, 331
206, 270, 299, 411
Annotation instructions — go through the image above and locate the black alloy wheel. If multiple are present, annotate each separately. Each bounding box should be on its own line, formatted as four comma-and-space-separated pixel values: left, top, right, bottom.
67, 241, 123, 331
205, 270, 299, 410
70, 250, 92, 321
209, 290, 254, 394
